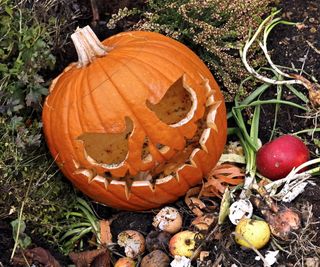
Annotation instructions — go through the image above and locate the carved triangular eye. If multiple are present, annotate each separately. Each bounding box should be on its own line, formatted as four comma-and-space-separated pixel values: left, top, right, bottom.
146, 76, 193, 125
78, 117, 133, 165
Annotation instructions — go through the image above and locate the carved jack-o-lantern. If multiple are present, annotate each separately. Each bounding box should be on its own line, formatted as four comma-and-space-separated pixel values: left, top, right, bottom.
42, 26, 227, 210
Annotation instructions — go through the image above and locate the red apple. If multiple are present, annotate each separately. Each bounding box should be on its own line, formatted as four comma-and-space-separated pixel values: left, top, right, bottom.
256, 135, 309, 180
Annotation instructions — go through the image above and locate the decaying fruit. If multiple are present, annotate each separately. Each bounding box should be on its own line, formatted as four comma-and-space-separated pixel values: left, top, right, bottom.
169, 230, 201, 258
256, 135, 310, 180
141, 250, 170, 267
117, 230, 145, 258
235, 218, 270, 249
152, 207, 182, 233
42, 25, 227, 210
114, 257, 135, 267
146, 230, 171, 252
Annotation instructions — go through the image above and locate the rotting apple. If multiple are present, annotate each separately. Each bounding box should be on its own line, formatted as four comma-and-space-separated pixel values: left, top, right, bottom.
117, 230, 145, 259
152, 207, 183, 234
169, 230, 202, 258
256, 135, 310, 180
235, 218, 271, 249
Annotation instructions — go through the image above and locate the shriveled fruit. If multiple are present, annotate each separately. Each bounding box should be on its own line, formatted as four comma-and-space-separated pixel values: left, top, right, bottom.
141, 250, 170, 267
256, 135, 309, 180
146, 230, 171, 252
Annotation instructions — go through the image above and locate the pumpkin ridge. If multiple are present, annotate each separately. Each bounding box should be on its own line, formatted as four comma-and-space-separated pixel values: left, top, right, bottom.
116, 41, 206, 77
107, 182, 149, 210
108, 31, 206, 73
129, 186, 168, 205
47, 70, 81, 167
108, 53, 174, 103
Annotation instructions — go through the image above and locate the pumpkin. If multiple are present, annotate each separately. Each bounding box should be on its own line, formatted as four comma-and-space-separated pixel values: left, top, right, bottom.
42, 26, 227, 210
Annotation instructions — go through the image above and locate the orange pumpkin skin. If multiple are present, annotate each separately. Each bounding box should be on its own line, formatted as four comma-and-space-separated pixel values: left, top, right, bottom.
42, 28, 227, 210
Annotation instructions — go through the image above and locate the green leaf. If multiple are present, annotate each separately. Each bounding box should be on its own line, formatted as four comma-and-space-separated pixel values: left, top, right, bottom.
218, 187, 231, 225
5, 6, 13, 18
10, 218, 32, 249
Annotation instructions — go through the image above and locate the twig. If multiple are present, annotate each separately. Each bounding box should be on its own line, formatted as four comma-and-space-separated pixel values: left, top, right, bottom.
90, 0, 100, 23
306, 40, 320, 55
10, 179, 32, 260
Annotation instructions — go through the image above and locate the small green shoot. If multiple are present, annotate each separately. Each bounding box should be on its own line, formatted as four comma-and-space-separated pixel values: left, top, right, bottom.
60, 198, 100, 254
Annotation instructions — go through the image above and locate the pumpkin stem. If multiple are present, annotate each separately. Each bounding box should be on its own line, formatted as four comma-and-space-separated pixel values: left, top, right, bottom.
71, 26, 111, 67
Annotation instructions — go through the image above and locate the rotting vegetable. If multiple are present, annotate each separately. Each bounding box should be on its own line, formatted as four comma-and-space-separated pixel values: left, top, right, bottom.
169, 230, 201, 258
235, 218, 271, 249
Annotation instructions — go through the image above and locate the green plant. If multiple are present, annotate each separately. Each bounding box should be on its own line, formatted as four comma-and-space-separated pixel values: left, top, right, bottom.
60, 198, 100, 254
0, 0, 56, 113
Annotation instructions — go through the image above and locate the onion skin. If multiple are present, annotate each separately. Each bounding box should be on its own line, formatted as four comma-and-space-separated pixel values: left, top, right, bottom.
256, 135, 310, 180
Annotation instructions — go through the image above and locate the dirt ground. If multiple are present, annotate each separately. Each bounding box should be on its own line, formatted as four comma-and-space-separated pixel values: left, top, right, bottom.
1, 0, 320, 266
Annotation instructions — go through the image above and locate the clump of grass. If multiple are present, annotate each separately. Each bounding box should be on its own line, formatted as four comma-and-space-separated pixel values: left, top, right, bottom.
115, 0, 277, 100
0, 116, 77, 248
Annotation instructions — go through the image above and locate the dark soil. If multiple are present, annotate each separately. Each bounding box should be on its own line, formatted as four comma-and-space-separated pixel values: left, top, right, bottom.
1, 0, 320, 266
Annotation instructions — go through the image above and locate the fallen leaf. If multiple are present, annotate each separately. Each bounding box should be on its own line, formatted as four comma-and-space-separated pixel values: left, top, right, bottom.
201, 164, 244, 198
185, 187, 205, 217
69, 248, 110, 267
99, 220, 112, 245
12, 247, 61, 267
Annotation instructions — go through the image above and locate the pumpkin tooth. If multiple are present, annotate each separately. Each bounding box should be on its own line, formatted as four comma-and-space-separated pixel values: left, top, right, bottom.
91, 174, 106, 184
199, 128, 211, 153
189, 148, 201, 168
104, 179, 109, 190
74, 168, 94, 181
206, 101, 221, 132
124, 182, 132, 200
157, 174, 174, 183
72, 159, 81, 169
132, 180, 156, 192
206, 95, 215, 107
201, 76, 212, 97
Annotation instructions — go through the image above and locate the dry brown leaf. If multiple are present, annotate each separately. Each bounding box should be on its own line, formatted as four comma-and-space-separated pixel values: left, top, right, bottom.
12, 247, 61, 267
185, 187, 205, 217
201, 164, 244, 198
69, 248, 110, 267
99, 220, 112, 245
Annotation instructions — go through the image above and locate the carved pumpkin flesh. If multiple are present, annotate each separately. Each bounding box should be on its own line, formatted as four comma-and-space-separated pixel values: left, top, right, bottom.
42, 26, 227, 210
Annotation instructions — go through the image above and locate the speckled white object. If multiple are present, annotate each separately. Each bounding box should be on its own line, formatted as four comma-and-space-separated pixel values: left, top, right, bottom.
228, 199, 253, 225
